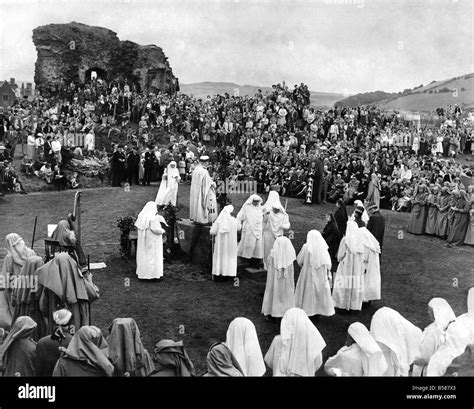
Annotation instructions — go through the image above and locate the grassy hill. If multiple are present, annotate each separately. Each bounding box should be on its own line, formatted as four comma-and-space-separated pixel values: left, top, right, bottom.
179, 81, 345, 108
374, 73, 474, 113
331, 73, 474, 113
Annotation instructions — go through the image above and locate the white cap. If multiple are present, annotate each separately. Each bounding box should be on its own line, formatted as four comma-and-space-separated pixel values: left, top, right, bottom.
200, 155, 210, 161
53, 309, 72, 326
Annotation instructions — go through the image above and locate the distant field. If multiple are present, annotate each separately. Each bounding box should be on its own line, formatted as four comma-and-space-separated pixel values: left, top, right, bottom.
1, 184, 473, 374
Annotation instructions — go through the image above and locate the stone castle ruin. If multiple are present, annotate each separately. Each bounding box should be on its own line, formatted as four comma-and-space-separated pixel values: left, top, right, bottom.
33, 22, 179, 97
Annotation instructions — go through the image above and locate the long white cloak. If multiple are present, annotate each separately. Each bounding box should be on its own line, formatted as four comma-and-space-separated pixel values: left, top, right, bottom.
359, 227, 381, 302
210, 211, 240, 277
189, 164, 216, 224
237, 204, 263, 259
324, 345, 364, 376
156, 166, 180, 206
263, 211, 290, 269
136, 216, 165, 280
295, 244, 335, 317
332, 238, 365, 311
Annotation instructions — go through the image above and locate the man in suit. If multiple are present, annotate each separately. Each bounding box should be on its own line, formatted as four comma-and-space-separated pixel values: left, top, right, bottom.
367, 203, 386, 251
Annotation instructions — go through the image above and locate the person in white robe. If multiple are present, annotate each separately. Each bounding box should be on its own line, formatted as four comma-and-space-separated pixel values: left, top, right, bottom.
264, 307, 326, 376
262, 236, 296, 318
413, 298, 457, 376
456, 287, 474, 344
262, 192, 290, 269
189, 156, 217, 224
370, 307, 423, 376
295, 230, 335, 317
236, 195, 264, 261
358, 227, 381, 303
155, 161, 181, 206
225, 317, 266, 376
210, 205, 240, 278
425, 320, 471, 376
332, 221, 365, 311
349, 200, 369, 224
324, 322, 388, 376
135, 202, 167, 280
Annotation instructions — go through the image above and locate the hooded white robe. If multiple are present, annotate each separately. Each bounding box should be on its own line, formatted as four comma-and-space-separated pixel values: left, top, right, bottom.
295, 230, 335, 317
413, 298, 456, 376
456, 287, 474, 344
225, 317, 266, 376
325, 322, 388, 376
262, 236, 296, 318
236, 195, 264, 259
332, 221, 365, 311
359, 227, 381, 302
210, 205, 240, 277
156, 161, 181, 206
370, 307, 422, 376
264, 308, 326, 376
262, 194, 290, 269
135, 202, 167, 280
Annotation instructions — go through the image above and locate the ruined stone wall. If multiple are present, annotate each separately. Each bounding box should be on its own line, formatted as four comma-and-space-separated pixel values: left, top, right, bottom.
33, 22, 178, 97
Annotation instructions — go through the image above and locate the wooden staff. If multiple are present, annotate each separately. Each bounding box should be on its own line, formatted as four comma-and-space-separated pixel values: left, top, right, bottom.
31, 215, 38, 250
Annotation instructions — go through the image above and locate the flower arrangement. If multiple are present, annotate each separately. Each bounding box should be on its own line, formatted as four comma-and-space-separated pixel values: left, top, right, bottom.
117, 215, 137, 257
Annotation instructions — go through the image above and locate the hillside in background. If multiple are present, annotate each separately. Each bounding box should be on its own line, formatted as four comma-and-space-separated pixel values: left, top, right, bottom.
179, 81, 345, 108
334, 91, 397, 108
334, 73, 474, 113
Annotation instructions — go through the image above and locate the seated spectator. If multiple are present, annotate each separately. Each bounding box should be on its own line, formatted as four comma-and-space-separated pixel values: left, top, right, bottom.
149, 340, 196, 377
38, 163, 53, 183
20, 155, 34, 176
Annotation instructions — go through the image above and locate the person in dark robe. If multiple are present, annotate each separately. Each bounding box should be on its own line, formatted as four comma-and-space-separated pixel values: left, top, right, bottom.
126, 147, 140, 186
334, 198, 348, 236
106, 318, 155, 377
435, 187, 452, 238
407, 184, 429, 235
447, 190, 470, 246
322, 213, 342, 272
353, 206, 366, 228
202, 342, 244, 377
35, 253, 100, 339
424, 185, 440, 235
367, 204, 385, 250
51, 217, 86, 268
0, 316, 37, 376
149, 340, 196, 377
11, 255, 44, 339
35, 309, 74, 376
311, 157, 325, 205
110, 145, 126, 187
142, 147, 155, 186
53, 326, 114, 376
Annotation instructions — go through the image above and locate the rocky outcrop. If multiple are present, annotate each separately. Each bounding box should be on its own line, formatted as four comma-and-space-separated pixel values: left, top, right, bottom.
33, 22, 178, 97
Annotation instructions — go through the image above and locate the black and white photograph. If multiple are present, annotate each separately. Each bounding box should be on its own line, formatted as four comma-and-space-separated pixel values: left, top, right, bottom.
0, 0, 473, 408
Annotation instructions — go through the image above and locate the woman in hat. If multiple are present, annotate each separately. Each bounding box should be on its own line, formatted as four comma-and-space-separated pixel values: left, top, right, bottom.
35, 309, 75, 376
149, 339, 195, 377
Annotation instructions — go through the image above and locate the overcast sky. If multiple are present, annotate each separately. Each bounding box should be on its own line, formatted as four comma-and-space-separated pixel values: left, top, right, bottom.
0, 0, 472, 94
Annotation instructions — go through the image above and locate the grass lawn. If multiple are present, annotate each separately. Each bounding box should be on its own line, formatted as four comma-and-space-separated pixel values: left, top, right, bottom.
0, 183, 473, 375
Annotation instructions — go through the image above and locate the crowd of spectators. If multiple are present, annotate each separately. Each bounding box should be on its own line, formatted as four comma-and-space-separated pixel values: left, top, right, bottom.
0, 77, 473, 204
